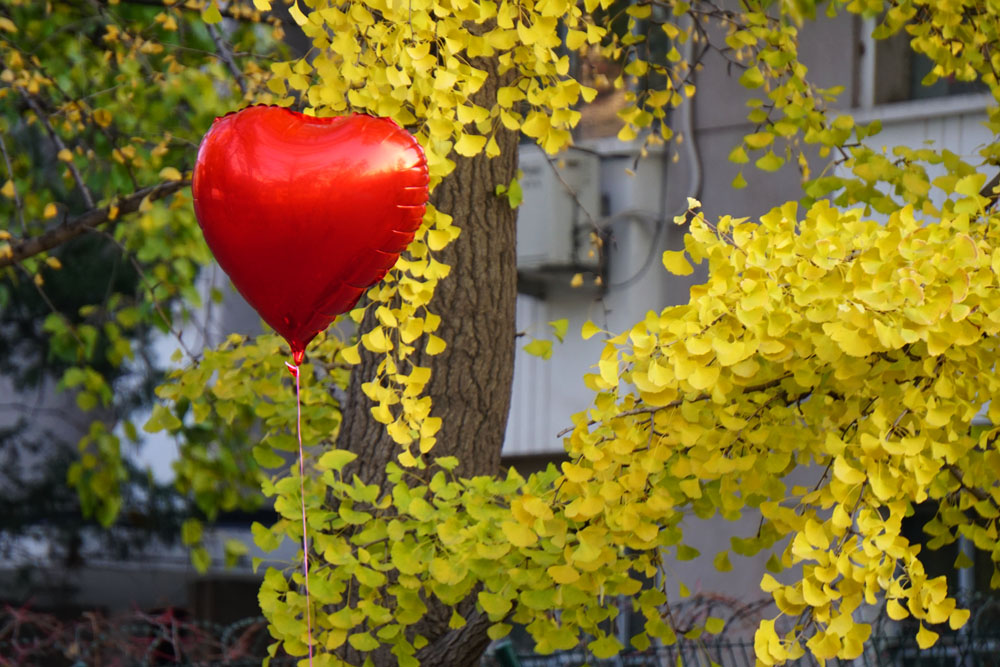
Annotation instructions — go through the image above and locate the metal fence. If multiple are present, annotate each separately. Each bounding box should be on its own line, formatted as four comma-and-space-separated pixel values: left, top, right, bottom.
485, 592, 1000, 667
4, 607, 1000, 666
0, 607, 295, 666
486, 632, 1000, 667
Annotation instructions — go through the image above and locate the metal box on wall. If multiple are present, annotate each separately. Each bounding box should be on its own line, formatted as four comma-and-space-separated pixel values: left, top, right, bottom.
516, 144, 602, 284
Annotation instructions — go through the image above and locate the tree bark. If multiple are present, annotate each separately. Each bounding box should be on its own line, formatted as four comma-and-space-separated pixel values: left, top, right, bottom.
334, 57, 519, 666
337, 93, 518, 484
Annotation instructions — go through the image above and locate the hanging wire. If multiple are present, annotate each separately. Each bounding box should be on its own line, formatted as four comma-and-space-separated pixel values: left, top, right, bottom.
284, 361, 314, 667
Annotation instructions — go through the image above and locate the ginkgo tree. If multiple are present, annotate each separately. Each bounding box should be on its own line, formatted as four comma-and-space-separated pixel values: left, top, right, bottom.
4, 0, 1000, 665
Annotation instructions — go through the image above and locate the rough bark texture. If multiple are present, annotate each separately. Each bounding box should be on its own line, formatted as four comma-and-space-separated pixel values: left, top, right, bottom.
337, 97, 518, 484
334, 56, 519, 667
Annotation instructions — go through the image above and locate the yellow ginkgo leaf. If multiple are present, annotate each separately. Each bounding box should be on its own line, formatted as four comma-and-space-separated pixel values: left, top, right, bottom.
662, 250, 693, 275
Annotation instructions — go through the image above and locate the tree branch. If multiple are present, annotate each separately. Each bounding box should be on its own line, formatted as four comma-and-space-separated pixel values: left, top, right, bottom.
1, 180, 190, 269
18, 89, 96, 209
0, 132, 25, 235
413, 609, 494, 667
946, 463, 991, 503
980, 168, 1000, 210
206, 23, 248, 95
555, 372, 794, 437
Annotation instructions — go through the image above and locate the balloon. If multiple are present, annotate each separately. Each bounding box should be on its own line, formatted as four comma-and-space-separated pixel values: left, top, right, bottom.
192, 105, 429, 364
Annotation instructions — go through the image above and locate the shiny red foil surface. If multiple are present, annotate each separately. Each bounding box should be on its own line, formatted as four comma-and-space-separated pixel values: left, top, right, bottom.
193, 106, 429, 364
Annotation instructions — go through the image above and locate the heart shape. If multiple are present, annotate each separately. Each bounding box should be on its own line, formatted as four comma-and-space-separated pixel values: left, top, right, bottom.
192, 106, 428, 364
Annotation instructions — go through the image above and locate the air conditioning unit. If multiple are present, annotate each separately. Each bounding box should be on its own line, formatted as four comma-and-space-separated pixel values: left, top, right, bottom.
516, 145, 602, 288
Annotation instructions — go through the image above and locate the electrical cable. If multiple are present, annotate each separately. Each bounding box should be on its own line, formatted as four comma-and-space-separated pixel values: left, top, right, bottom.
605, 15, 703, 291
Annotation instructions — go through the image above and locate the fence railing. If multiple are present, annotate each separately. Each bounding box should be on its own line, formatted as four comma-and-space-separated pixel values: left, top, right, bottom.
485, 633, 1000, 667
0, 606, 294, 666
482, 592, 1000, 667
4, 602, 1000, 666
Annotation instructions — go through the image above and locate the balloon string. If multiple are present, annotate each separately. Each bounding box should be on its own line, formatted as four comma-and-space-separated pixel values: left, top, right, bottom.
286, 361, 313, 667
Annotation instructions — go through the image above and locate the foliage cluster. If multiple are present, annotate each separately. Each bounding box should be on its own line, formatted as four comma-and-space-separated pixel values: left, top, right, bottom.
0, 0, 286, 531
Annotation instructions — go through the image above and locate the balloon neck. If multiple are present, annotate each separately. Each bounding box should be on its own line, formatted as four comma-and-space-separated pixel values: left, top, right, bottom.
291, 346, 305, 366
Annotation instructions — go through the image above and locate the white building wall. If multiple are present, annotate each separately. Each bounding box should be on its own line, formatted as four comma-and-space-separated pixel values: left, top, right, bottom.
854, 94, 993, 177
503, 131, 700, 457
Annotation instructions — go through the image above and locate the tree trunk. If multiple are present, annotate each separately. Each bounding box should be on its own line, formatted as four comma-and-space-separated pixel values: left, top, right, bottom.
334, 56, 519, 666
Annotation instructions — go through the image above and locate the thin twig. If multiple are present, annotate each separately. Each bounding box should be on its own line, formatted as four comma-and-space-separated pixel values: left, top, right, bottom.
555, 372, 794, 437
0, 133, 25, 235
92, 227, 200, 362
979, 169, 1000, 211
542, 154, 600, 234
1, 180, 190, 269
18, 89, 95, 209
946, 463, 991, 503
206, 23, 248, 96
15, 263, 86, 350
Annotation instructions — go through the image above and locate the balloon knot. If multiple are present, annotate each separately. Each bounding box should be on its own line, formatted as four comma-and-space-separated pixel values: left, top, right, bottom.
285, 361, 299, 378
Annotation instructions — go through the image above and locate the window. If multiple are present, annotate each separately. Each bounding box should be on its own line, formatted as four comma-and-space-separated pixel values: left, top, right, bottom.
870, 28, 987, 105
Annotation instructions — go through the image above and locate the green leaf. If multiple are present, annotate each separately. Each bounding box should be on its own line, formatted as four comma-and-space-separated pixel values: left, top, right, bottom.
348, 632, 380, 651
95, 495, 122, 528
407, 496, 435, 521
435, 456, 459, 471
506, 176, 523, 208
478, 590, 513, 618
581, 320, 601, 340
521, 587, 557, 610
317, 449, 358, 472
588, 634, 624, 659
224, 538, 249, 567
744, 132, 773, 149
339, 504, 372, 525
523, 339, 553, 360
449, 609, 467, 629
454, 133, 487, 157
76, 391, 98, 411
191, 547, 211, 573
203, 0, 223, 23
62, 367, 86, 389
705, 617, 725, 634
755, 151, 785, 172
391, 539, 427, 575
676, 544, 700, 560
739, 66, 764, 88
181, 518, 203, 545
225, 538, 248, 556
487, 623, 512, 640
253, 445, 285, 468
713, 551, 733, 572
144, 404, 182, 433
548, 318, 569, 342
955, 173, 986, 197
252, 521, 282, 552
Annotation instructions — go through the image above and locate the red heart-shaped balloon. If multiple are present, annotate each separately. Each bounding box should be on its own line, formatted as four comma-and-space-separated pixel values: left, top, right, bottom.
192, 106, 428, 364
